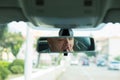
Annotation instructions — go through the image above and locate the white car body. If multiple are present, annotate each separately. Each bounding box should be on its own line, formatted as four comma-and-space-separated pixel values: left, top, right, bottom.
108, 61, 120, 70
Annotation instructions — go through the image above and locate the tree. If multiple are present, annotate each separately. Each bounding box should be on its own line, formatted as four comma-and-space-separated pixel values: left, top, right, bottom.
0, 24, 24, 60
115, 56, 120, 61
0, 24, 8, 60
7, 32, 24, 58
0, 24, 7, 40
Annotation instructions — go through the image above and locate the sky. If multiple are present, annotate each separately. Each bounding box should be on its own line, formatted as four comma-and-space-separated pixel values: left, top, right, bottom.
8, 21, 27, 36
92, 23, 120, 37
8, 21, 120, 37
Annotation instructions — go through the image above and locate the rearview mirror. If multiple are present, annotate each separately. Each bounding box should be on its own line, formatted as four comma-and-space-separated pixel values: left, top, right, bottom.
36, 37, 95, 53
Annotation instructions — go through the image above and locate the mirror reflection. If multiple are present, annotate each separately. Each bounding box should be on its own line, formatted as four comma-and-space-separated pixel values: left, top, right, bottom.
36, 37, 95, 53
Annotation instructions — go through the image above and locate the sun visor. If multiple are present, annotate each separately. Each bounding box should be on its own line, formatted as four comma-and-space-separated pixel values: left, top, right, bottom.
20, 0, 105, 28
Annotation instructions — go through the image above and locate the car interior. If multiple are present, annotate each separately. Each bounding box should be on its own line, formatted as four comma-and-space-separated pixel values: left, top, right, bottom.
0, 0, 120, 80
0, 0, 120, 28
1, 0, 120, 53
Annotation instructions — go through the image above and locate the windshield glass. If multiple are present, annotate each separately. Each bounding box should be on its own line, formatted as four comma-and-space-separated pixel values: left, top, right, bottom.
0, 21, 120, 80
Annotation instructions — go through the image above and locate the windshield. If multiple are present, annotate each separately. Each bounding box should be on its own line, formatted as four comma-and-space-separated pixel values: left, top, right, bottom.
0, 21, 120, 80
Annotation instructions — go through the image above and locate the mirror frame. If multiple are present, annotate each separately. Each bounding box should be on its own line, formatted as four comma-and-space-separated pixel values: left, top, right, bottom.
36, 36, 95, 53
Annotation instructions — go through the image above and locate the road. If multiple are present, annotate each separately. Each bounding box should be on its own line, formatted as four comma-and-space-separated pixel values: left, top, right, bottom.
56, 63, 120, 80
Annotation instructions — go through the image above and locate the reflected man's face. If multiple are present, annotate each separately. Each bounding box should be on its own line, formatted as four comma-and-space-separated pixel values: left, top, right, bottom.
47, 38, 74, 52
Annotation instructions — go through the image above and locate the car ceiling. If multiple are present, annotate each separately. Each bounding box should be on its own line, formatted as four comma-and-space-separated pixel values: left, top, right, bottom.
0, 0, 120, 29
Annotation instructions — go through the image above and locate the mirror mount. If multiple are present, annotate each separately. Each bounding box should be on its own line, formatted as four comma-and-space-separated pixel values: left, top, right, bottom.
59, 28, 73, 37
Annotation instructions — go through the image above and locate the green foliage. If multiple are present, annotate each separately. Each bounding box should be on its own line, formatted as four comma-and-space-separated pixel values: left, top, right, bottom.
6, 32, 24, 57
52, 53, 63, 65
0, 24, 24, 58
0, 61, 11, 69
1, 32, 24, 58
10, 65, 24, 74
114, 56, 120, 61
57, 53, 63, 65
0, 76, 2, 80
0, 24, 8, 42
0, 65, 10, 80
72, 52, 78, 56
85, 51, 96, 57
8, 59, 24, 74
0, 25, 8, 60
